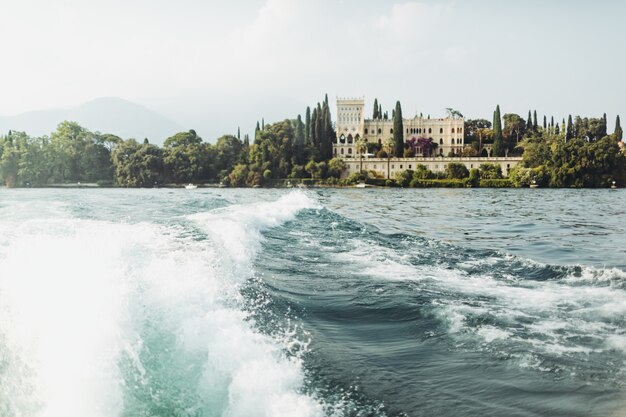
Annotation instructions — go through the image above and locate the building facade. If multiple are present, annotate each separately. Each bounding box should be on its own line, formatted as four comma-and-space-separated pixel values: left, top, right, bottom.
333, 97, 465, 159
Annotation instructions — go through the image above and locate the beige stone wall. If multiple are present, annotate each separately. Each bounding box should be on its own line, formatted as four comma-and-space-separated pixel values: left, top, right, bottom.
341, 156, 523, 179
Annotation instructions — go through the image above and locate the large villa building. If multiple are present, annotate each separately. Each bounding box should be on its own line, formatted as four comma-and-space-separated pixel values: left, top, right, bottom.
333, 97, 521, 179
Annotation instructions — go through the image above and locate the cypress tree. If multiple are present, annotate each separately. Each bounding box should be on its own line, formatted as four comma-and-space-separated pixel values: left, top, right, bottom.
601, 113, 608, 137
555, 123, 560, 135
379, 104, 382, 119
305, 106, 311, 145
551, 116, 554, 128
566, 115, 573, 141
311, 107, 318, 149
615, 115, 623, 141
526, 111, 533, 131
393, 101, 404, 157
255, 121, 261, 143
533, 110, 538, 130
243, 134, 250, 147
321, 100, 333, 160
373, 98, 379, 119
237, 127, 240, 140
315, 103, 324, 160
543, 115, 547, 130
294, 114, 305, 164
493, 105, 504, 156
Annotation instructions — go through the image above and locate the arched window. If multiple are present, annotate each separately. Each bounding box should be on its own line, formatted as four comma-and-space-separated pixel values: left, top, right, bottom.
390, 128, 393, 134
451, 128, 455, 133
364, 128, 368, 134
348, 148, 353, 154
378, 138, 382, 145
428, 128, 432, 134
451, 138, 454, 144
341, 148, 344, 154
457, 127, 462, 133
340, 134, 346, 144
347, 134, 353, 144
378, 128, 382, 134
439, 128, 443, 134
439, 138, 443, 145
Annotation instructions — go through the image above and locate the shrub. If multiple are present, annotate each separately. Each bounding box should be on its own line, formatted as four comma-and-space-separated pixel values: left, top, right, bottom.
409, 179, 466, 188
446, 162, 469, 179
479, 179, 512, 188
479, 163, 503, 179
394, 169, 414, 187
468, 168, 480, 187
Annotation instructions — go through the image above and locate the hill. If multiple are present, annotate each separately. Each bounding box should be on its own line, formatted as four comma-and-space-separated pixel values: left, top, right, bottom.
0, 97, 183, 145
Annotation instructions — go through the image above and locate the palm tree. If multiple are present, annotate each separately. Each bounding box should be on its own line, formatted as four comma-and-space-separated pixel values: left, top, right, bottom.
383, 137, 394, 179
355, 137, 367, 173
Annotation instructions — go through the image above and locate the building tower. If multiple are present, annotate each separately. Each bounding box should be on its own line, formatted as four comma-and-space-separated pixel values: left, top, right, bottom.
334, 97, 365, 158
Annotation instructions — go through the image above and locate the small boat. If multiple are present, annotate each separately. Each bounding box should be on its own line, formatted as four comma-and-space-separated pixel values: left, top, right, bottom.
611, 181, 617, 190
185, 183, 198, 189
529, 180, 539, 188
355, 182, 372, 188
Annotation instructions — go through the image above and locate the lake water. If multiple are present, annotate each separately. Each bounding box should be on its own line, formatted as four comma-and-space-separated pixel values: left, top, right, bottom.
0, 188, 624, 417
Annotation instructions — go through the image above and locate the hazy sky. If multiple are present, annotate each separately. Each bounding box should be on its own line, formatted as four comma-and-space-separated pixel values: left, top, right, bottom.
1, 0, 624, 139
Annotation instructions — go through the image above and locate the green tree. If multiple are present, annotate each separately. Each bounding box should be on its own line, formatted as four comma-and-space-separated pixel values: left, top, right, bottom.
492, 105, 505, 156
615, 115, 623, 141
294, 114, 305, 165
373, 98, 379, 119
566, 115, 574, 141
393, 101, 404, 157
479, 163, 503, 179
446, 162, 469, 179
111, 139, 165, 187
327, 157, 346, 178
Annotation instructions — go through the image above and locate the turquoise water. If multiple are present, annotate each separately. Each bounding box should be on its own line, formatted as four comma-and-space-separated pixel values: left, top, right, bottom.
0, 188, 624, 416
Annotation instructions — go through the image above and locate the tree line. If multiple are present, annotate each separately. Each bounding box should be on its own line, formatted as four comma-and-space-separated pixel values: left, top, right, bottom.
1, 97, 624, 188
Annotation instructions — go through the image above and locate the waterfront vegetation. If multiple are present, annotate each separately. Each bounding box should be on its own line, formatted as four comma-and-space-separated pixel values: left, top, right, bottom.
0, 96, 624, 188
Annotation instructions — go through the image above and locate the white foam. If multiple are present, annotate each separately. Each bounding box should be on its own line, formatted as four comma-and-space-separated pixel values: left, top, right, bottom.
0, 191, 325, 417
330, 236, 626, 365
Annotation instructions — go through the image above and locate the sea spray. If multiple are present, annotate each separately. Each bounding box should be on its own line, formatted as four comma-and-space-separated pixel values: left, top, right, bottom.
0, 191, 325, 417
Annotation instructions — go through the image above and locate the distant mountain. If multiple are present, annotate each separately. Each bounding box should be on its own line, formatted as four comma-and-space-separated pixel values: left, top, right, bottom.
0, 97, 183, 145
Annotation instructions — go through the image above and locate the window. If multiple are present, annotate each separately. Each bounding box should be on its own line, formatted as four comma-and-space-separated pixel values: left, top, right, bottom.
378, 128, 382, 134
341, 148, 344, 154
451, 139, 454, 144
440, 128, 443, 134
373, 165, 377, 169
409, 165, 412, 169
451, 128, 455, 133
390, 128, 394, 134
439, 138, 443, 145
391, 165, 395, 169
428, 128, 432, 134
400, 165, 403, 169
348, 148, 352, 154
364, 128, 368, 134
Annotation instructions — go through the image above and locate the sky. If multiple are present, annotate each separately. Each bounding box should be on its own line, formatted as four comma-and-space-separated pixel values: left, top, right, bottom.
1, 0, 624, 140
